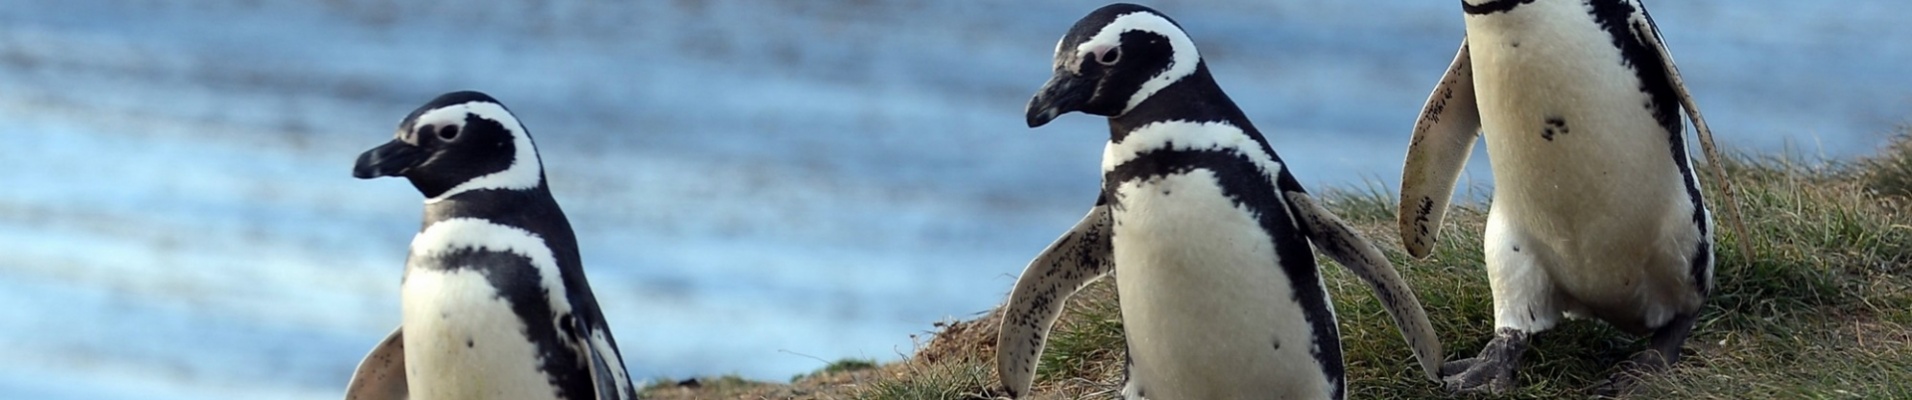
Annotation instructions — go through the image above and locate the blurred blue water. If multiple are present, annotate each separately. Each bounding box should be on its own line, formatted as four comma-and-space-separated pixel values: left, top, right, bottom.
0, 0, 1907, 398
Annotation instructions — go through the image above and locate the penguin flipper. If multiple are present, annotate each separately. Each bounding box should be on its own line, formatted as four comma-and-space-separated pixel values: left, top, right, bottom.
344, 327, 408, 400
996, 196, 1115, 398
1398, 38, 1482, 259
1632, 9, 1750, 264
1286, 191, 1445, 382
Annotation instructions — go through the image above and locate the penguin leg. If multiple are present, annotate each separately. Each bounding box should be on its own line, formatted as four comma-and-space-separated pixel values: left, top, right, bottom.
1443, 211, 1561, 393
1635, 310, 1698, 369
1592, 310, 1699, 397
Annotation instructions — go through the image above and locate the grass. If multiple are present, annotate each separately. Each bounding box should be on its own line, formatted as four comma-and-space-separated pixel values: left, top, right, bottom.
793, 359, 882, 383
644, 132, 1912, 399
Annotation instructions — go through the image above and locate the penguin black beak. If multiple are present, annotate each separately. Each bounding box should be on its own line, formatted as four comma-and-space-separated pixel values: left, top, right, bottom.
353, 139, 426, 179
1026, 69, 1094, 128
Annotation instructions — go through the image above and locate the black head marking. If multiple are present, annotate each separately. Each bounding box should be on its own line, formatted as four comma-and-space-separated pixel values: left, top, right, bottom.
397, 91, 502, 128
1026, 4, 1202, 126
353, 91, 545, 201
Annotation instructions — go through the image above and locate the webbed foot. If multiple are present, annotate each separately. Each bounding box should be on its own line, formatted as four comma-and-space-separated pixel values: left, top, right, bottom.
1441, 328, 1529, 394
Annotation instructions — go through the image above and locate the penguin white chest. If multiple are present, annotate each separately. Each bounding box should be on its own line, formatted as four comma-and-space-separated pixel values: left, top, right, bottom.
1109, 169, 1331, 399
402, 268, 564, 400
1464, 6, 1686, 216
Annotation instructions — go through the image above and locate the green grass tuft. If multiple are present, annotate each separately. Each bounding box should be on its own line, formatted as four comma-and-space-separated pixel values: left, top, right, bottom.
857, 361, 995, 400
1860, 130, 1912, 200
1033, 281, 1126, 385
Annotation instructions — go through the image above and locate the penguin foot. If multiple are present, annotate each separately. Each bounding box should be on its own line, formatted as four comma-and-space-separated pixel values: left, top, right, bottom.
1441, 328, 1529, 394
1589, 350, 1671, 398
1591, 313, 1697, 397
1441, 357, 1518, 393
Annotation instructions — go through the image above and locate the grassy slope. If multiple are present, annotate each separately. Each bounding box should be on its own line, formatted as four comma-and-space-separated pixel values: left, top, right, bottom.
645, 134, 1912, 399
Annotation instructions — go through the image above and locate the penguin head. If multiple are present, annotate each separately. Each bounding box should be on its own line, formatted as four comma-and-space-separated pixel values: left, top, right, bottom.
353, 91, 545, 201
1026, 3, 1201, 127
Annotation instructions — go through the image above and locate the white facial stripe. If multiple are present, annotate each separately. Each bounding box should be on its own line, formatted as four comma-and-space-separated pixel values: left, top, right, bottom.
1102, 120, 1282, 178
419, 101, 543, 203
1078, 12, 1200, 114
1053, 37, 1077, 74
411, 218, 573, 316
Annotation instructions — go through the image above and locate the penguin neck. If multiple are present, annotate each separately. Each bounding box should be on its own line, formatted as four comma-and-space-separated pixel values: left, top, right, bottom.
420, 184, 576, 245
420, 183, 594, 309
1107, 63, 1258, 143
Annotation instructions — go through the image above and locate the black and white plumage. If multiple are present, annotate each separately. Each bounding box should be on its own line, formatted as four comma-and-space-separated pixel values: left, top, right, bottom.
997, 4, 1443, 399
1398, 0, 1722, 394
344, 91, 637, 400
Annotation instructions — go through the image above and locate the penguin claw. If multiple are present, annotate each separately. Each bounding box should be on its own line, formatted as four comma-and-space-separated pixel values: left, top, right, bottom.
1440, 356, 1517, 393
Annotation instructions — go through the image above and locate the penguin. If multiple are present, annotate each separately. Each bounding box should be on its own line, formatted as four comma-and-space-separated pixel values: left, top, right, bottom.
342, 91, 638, 400
1396, 0, 1735, 394
996, 4, 1445, 399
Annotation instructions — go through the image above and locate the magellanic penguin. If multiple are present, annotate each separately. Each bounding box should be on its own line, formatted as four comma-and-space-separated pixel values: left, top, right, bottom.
1397, 0, 1741, 394
343, 91, 638, 400
996, 4, 1445, 399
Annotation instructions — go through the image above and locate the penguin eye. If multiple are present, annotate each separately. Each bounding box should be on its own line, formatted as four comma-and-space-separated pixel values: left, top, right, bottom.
1096, 47, 1122, 66
437, 125, 460, 141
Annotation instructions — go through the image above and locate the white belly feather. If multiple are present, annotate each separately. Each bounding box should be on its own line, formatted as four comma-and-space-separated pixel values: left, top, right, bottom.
1111, 170, 1332, 399
402, 268, 562, 400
